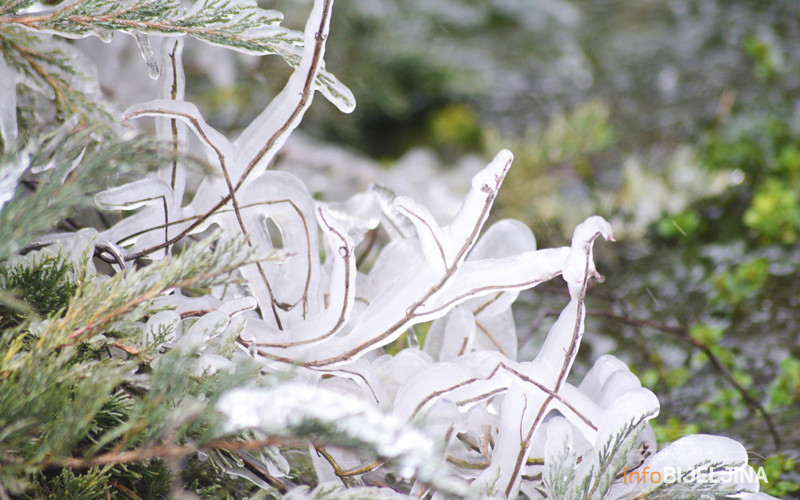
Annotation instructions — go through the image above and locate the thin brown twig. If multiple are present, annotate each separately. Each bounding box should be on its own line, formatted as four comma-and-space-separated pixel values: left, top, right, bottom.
341, 459, 384, 477
7, 40, 82, 119
50, 436, 304, 469
313, 444, 353, 487
587, 309, 782, 450
235, 450, 290, 493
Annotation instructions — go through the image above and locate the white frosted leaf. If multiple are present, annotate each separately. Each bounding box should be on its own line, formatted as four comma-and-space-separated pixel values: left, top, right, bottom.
418, 248, 569, 319
544, 383, 602, 442
374, 349, 434, 409
577, 354, 631, 401
595, 388, 660, 443
444, 149, 514, 259
448, 222, 536, 358
596, 368, 643, 407
366, 240, 423, 294
395, 195, 449, 271
157, 38, 185, 104
475, 380, 548, 499
462, 404, 498, 438
194, 353, 232, 374
95, 178, 173, 210
533, 216, 613, 378
154, 293, 221, 317
569, 388, 659, 498
323, 192, 381, 244
608, 434, 759, 498
417, 398, 463, 446
471, 307, 517, 360
370, 184, 415, 240
313, 69, 356, 114
95, 177, 183, 258
468, 219, 537, 260
209, 170, 319, 326
125, 99, 237, 171
217, 296, 258, 317
562, 215, 614, 297
421, 316, 447, 360
316, 358, 389, 409
155, 37, 188, 201
435, 306, 476, 362
179, 310, 230, 348
284, 483, 417, 500
393, 363, 479, 423
237, 204, 352, 342
262, 446, 290, 477
393, 351, 511, 423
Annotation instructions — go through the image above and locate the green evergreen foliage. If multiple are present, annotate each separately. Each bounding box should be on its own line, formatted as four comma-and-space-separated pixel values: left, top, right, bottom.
0, 235, 273, 496
0, 254, 77, 328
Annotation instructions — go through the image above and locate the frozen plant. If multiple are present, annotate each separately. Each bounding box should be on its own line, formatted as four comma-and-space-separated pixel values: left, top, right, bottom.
0, 0, 777, 498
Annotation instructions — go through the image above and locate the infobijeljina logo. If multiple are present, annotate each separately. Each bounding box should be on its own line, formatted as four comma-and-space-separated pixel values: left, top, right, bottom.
621, 465, 768, 488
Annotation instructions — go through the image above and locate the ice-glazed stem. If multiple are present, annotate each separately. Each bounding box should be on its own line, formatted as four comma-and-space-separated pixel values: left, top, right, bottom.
119, 0, 338, 263
501, 216, 613, 497
234, 0, 336, 184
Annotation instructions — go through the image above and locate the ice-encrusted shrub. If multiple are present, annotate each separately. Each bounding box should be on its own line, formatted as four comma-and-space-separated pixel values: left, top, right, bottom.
0, 0, 776, 498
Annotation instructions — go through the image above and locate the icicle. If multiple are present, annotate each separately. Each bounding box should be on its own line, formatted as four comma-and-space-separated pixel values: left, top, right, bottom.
95, 30, 114, 43
133, 32, 160, 79
406, 328, 420, 349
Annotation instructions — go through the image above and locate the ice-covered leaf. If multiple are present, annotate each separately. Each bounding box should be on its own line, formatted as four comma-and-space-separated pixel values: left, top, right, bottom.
250, 153, 585, 367
608, 434, 761, 498
370, 184, 416, 240
422, 306, 476, 361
